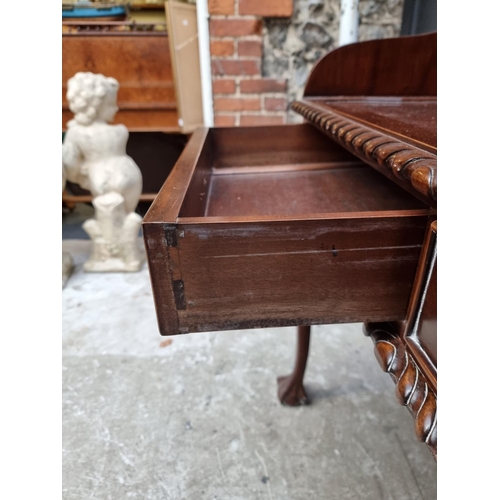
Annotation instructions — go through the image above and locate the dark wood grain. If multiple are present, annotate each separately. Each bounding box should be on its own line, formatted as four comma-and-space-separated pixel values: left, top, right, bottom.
278, 326, 311, 406
363, 221, 437, 457
404, 220, 437, 391
364, 322, 437, 459
142, 222, 181, 336
204, 164, 425, 218
415, 262, 437, 365
211, 124, 356, 169
173, 215, 427, 333
143, 124, 432, 335
292, 100, 437, 206
142, 33, 439, 460
322, 97, 436, 153
304, 32, 436, 97
144, 127, 209, 224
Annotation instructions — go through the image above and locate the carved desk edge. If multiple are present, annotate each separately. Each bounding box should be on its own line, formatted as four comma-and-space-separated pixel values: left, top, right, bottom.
363, 321, 437, 459
291, 100, 437, 207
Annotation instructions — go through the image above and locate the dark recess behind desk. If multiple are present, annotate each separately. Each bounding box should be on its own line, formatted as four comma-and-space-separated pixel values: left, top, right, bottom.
64, 131, 187, 216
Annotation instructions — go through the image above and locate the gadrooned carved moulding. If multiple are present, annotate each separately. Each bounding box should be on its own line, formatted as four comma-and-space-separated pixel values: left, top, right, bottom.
292, 100, 437, 206
364, 322, 437, 459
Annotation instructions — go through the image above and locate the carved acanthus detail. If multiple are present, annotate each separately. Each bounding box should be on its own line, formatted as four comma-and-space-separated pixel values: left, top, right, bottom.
364, 323, 437, 459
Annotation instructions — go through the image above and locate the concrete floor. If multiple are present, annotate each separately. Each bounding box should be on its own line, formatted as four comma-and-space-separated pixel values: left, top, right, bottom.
62, 239, 436, 500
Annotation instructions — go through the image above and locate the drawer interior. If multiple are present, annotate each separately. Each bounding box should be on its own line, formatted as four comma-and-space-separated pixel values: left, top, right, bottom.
205, 165, 424, 217
178, 124, 426, 220
144, 124, 432, 335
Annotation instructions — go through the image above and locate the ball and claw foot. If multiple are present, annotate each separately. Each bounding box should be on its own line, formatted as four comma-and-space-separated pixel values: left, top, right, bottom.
277, 374, 310, 406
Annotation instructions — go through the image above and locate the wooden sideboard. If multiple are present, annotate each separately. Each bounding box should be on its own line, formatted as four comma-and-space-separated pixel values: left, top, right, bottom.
143, 33, 437, 458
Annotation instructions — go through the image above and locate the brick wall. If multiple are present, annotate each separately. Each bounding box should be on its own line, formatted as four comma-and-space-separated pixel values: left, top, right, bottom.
207, 1, 403, 127
208, 0, 293, 126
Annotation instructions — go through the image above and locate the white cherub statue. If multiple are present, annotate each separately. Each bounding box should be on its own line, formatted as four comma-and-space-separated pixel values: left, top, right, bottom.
62, 72, 144, 272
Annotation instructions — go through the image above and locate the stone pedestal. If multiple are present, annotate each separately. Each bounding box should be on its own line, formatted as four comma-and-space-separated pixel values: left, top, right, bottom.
83, 192, 144, 272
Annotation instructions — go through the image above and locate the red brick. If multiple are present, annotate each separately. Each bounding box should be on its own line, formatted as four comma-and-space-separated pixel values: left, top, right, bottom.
210, 40, 234, 57
208, 0, 234, 15
240, 115, 285, 126
238, 40, 262, 57
212, 79, 236, 94
210, 19, 262, 37
214, 114, 237, 127
240, 78, 287, 93
264, 97, 287, 111
239, 0, 293, 17
214, 97, 261, 112
212, 59, 260, 76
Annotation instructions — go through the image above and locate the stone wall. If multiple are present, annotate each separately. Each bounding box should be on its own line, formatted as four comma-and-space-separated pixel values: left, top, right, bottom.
208, 0, 404, 126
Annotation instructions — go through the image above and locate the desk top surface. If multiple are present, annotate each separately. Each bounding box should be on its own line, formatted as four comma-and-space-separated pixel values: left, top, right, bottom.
317, 96, 437, 154
292, 97, 437, 206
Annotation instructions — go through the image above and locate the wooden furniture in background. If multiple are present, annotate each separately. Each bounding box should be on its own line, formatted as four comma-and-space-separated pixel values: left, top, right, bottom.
143, 33, 437, 458
62, 14, 203, 207
62, 22, 179, 132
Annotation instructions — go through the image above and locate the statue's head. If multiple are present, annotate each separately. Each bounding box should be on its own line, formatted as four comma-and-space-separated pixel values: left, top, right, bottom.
66, 72, 119, 126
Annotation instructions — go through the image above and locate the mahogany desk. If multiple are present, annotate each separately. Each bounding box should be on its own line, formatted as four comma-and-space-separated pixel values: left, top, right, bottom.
143, 33, 437, 458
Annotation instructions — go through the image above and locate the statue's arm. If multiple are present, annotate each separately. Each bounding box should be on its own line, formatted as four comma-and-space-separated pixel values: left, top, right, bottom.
62, 130, 83, 184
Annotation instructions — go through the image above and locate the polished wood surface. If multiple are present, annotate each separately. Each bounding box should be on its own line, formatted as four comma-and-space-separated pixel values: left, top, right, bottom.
416, 261, 437, 365
313, 33, 438, 455
203, 124, 427, 217
364, 321, 437, 458
143, 124, 431, 336
205, 165, 424, 217
277, 326, 311, 406
321, 96, 436, 153
294, 32, 437, 207
210, 124, 354, 169
143, 33, 438, 456
169, 214, 426, 332
364, 197, 437, 458
292, 99, 437, 207
403, 220, 437, 391
304, 32, 436, 97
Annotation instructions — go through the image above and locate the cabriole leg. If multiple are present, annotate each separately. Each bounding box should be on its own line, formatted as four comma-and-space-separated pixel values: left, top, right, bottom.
277, 325, 311, 406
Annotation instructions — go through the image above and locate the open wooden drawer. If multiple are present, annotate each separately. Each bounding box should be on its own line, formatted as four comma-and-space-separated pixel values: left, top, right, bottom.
143, 124, 432, 335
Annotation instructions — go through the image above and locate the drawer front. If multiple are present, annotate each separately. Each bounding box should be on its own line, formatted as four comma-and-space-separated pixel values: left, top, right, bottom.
144, 215, 428, 335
